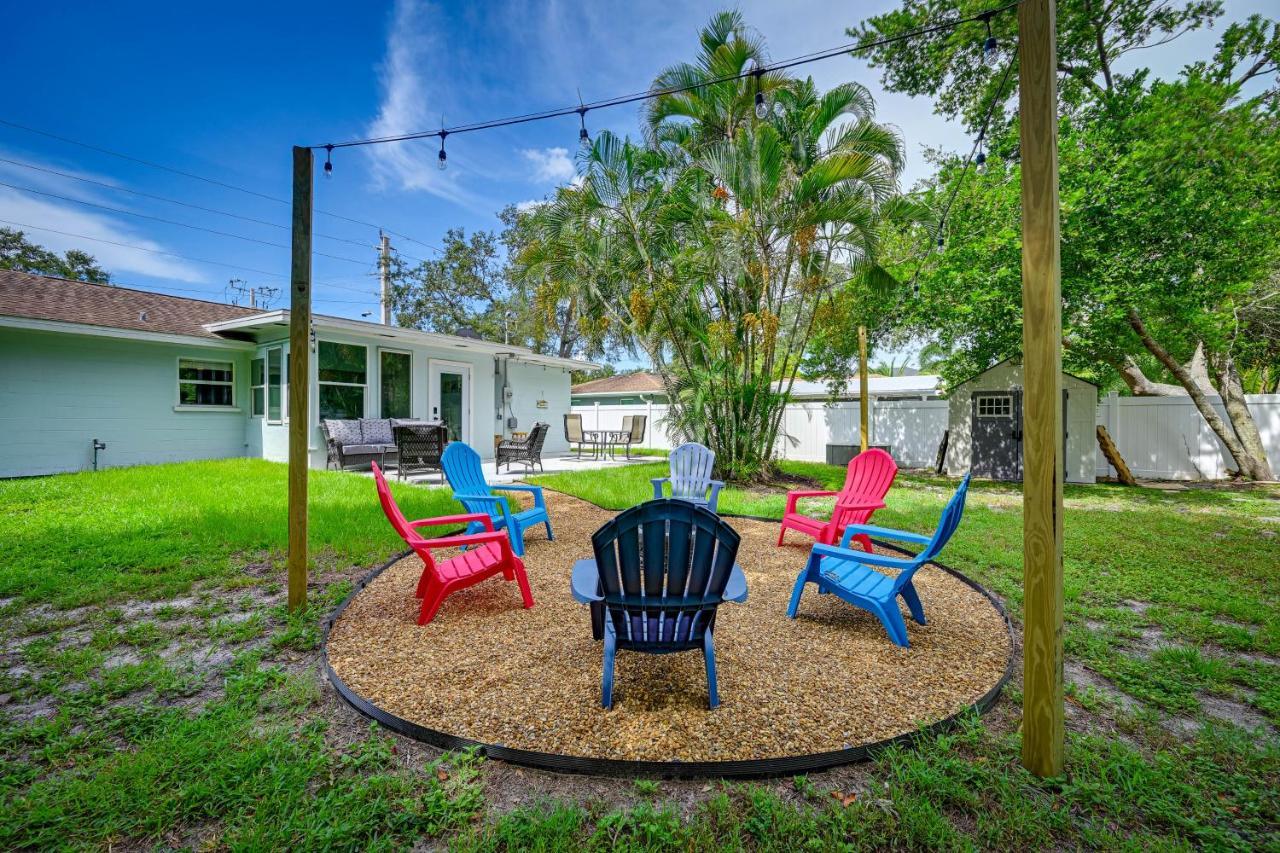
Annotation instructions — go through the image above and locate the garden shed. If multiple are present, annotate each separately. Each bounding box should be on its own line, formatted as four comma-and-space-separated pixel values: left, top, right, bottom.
943, 357, 1098, 484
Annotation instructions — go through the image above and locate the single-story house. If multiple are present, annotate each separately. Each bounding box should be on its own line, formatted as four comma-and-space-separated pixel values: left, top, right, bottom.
570, 371, 667, 406
0, 270, 595, 477
942, 357, 1098, 484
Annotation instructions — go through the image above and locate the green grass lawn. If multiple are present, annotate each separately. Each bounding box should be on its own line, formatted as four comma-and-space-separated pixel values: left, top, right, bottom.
0, 459, 1277, 849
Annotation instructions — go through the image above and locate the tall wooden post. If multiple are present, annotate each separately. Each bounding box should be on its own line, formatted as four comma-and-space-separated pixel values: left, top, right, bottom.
287, 146, 314, 612
1018, 0, 1065, 777
858, 325, 869, 452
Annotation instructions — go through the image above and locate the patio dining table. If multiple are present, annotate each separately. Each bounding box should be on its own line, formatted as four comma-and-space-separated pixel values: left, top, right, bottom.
583, 429, 630, 460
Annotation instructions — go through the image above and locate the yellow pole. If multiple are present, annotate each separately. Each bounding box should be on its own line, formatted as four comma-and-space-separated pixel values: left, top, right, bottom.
1018, 0, 1065, 777
858, 325, 869, 452
287, 146, 313, 612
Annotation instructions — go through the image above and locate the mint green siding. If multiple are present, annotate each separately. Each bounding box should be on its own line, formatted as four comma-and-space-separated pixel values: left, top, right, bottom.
0, 328, 250, 477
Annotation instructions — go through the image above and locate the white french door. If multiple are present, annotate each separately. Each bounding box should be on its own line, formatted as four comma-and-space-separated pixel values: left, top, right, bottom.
428, 360, 471, 444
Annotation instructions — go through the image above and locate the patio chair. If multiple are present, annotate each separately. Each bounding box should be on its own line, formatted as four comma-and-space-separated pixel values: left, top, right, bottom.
777, 448, 898, 550
570, 499, 748, 709
619, 415, 647, 459
651, 442, 724, 513
441, 441, 553, 557
786, 475, 971, 647
371, 462, 533, 625
496, 422, 548, 473
393, 422, 447, 483
564, 414, 600, 459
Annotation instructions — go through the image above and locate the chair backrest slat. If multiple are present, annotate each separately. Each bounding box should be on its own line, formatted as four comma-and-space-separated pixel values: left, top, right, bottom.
841, 448, 898, 500
591, 499, 740, 650
668, 442, 715, 500
564, 414, 584, 443
630, 415, 647, 443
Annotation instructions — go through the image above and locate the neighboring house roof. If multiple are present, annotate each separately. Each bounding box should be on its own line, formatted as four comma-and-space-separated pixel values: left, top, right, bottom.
0, 269, 257, 340
0, 270, 600, 369
785, 374, 943, 399
948, 356, 1100, 390
571, 372, 666, 396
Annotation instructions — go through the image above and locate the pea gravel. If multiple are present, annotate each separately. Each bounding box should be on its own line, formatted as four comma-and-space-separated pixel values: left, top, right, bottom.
327, 490, 1010, 763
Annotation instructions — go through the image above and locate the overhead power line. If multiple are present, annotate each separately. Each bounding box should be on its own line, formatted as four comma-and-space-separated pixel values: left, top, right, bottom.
0, 117, 443, 254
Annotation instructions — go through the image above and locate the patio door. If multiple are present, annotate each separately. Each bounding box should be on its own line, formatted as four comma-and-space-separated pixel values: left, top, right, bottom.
428, 361, 471, 444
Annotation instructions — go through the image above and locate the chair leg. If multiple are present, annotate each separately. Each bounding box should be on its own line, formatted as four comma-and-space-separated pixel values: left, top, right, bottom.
512, 559, 535, 609
874, 601, 911, 648
543, 517, 555, 542
703, 630, 720, 709
786, 561, 816, 618
414, 566, 434, 599
601, 628, 617, 709
899, 581, 927, 626
508, 523, 526, 557
776, 523, 786, 546
418, 585, 449, 625
853, 533, 874, 553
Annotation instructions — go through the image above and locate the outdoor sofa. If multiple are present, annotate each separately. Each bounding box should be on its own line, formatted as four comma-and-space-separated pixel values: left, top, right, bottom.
321, 418, 408, 471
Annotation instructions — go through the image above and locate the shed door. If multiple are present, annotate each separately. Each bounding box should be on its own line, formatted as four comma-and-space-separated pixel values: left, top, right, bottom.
972, 391, 1022, 480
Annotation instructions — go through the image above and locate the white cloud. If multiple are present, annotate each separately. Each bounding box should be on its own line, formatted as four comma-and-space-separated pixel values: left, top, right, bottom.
0, 189, 206, 283
515, 198, 547, 212
520, 147, 575, 183
364, 0, 494, 212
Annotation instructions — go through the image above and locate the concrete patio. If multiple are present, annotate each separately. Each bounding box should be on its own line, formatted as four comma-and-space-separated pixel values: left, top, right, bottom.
375, 451, 661, 487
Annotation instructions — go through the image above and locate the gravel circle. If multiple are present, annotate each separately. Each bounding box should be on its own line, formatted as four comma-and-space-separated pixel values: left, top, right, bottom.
327, 490, 1010, 763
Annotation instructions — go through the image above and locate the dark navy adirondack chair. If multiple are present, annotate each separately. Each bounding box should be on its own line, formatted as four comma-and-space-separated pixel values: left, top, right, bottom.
651, 442, 725, 513
571, 499, 748, 709
787, 475, 971, 648
441, 442, 553, 557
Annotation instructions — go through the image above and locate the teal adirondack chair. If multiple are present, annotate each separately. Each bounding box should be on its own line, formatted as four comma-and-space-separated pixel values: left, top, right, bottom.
786, 475, 971, 647
652, 442, 724, 513
441, 442, 553, 557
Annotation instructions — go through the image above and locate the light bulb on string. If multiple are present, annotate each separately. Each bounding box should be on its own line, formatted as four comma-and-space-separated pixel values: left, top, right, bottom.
982, 13, 997, 65
323, 145, 333, 178
753, 67, 769, 120
577, 106, 591, 148
975, 133, 987, 173
437, 130, 448, 171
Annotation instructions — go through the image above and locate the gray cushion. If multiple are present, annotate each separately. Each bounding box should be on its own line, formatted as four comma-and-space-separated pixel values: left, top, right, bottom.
361, 419, 394, 444
343, 444, 389, 456
324, 419, 362, 446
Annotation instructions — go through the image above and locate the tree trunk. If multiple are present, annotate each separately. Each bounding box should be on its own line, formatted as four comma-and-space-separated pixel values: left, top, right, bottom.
1127, 308, 1270, 480
1214, 354, 1274, 480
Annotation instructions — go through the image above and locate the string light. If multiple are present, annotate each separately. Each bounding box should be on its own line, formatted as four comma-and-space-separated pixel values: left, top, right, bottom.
323, 144, 333, 178
437, 130, 448, 171
975, 132, 987, 172
981, 12, 998, 64
577, 106, 590, 147
753, 67, 768, 120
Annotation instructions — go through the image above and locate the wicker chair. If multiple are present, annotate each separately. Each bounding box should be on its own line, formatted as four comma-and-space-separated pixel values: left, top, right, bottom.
564, 414, 600, 459
393, 422, 448, 482
619, 414, 647, 459
496, 422, 549, 473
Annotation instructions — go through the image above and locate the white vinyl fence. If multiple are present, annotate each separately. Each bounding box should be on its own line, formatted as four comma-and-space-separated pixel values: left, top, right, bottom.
573, 393, 1280, 481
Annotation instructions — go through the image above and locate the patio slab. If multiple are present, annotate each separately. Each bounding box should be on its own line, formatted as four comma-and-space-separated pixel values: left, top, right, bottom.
380, 452, 660, 487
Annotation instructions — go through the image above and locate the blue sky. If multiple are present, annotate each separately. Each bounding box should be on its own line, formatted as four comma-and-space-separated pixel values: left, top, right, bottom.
0, 0, 1271, 359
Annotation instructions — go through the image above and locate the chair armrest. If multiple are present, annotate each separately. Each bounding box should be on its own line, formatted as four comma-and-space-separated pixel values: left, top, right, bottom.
419, 530, 511, 551
492, 483, 546, 508
812, 542, 912, 569
723, 564, 748, 603
408, 513, 493, 532
454, 493, 513, 521
651, 477, 669, 500
785, 489, 837, 514
706, 480, 725, 512
570, 558, 603, 603
839, 523, 929, 548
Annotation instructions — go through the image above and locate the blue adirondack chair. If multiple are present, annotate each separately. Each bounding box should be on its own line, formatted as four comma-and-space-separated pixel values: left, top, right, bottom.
786, 475, 971, 648
441, 442, 553, 557
571, 499, 748, 709
651, 442, 724, 513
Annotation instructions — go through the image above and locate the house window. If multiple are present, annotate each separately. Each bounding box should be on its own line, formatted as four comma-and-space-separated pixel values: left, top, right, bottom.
266, 347, 285, 422
977, 394, 1012, 418
318, 341, 367, 420
380, 350, 411, 419
250, 356, 265, 416
178, 358, 234, 407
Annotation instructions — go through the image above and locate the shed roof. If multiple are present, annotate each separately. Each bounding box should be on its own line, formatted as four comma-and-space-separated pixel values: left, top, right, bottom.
949, 356, 1100, 389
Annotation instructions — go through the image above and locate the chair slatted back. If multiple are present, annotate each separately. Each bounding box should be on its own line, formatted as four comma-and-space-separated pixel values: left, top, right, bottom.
668, 443, 716, 501
395, 423, 446, 465
564, 414, 584, 443
528, 422, 549, 455
441, 442, 498, 518
891, 475, 971, 593
833, 448, 898, 529
372, 461, 436, 562
629, 415, 647, 443
620, 415, 634, 437
591, 500, 739, 651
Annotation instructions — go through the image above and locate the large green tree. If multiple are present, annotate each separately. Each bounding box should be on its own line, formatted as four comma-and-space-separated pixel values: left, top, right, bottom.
852, 2, 1280, 479
0, 228, 110, 283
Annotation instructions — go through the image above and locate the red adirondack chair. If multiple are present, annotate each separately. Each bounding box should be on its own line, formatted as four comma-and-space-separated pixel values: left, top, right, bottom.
372, 462, 534, 625
776, 448, 898, 552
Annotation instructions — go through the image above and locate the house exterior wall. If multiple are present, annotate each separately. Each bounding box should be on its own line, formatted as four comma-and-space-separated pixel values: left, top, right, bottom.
943, 359, 1097, 484
0, 327, 250, 477
503, 358, 573, 455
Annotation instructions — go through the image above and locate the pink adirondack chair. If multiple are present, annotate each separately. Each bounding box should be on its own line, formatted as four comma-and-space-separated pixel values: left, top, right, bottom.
372, 462, 534, 625
776, 448, 898, 552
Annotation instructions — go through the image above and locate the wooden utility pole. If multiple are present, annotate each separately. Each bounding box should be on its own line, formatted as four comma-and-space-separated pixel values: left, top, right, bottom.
379, 232, 392, 325
1018, 0, 1065, 777
858, 325, 870, 452
287, 146, 314, 612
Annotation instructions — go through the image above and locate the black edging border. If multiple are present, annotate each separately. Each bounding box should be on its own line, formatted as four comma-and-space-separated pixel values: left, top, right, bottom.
322, 498, 1015, 780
